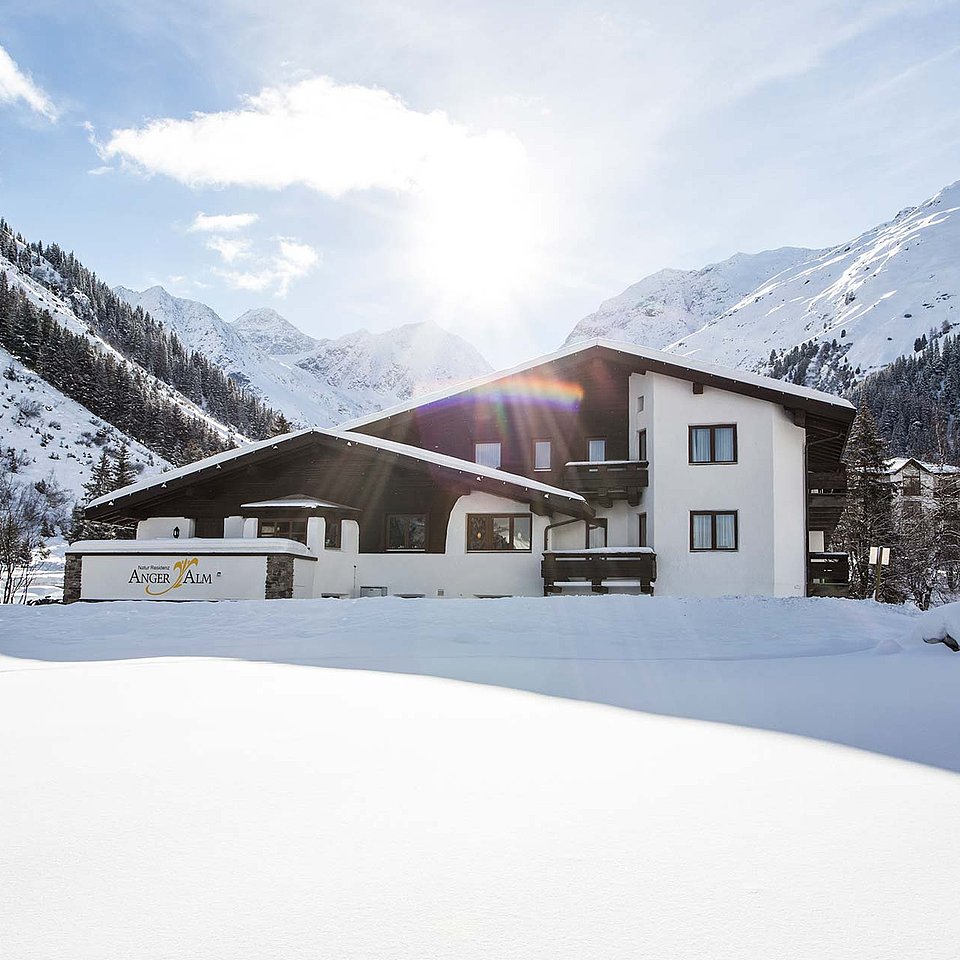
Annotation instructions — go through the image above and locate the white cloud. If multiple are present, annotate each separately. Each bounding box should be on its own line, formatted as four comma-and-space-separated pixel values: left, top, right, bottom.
87, 165, 114, 176
215, 236, 320, 297
0, 44, 57, 120
189, 211, 260, 233
102, 75, 526, 199
205, 235, 253, 263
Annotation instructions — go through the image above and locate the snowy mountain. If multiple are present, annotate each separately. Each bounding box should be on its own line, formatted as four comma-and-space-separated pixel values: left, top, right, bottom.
116, 287, 492, 425
570, 180, 960, 392
233, 307, 319, 356
567, 248, 818, 350
297, 321, 493, 401
1, 345, 166, 494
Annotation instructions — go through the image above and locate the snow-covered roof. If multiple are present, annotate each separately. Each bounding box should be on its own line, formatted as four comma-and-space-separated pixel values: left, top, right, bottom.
87, 429, 316, 510
885, 457, 960, 475
66, 537, 316, 558
88, 427, 588, 514
328, 429, 586, 504
240, 495, 360, 511
338, 336, 856, 431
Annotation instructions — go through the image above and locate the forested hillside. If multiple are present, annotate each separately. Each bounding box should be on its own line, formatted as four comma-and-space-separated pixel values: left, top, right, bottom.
0, 217, 283, 465
853, 327, 960, 463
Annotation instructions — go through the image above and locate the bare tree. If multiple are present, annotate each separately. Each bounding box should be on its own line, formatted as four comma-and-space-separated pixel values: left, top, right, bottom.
0, 473, 69, 604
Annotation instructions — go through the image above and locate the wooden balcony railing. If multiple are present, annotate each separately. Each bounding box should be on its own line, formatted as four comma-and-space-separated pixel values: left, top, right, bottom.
542, 548, 657, 595
562, 460, 649, 506
808, 471, 847, 533
808, 551, 850, 597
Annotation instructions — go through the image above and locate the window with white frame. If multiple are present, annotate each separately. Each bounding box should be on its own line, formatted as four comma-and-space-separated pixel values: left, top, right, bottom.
534, 439, 552, 471
588, 438, 607, 462
690, 511, 738, 551
475, 442, 502, 468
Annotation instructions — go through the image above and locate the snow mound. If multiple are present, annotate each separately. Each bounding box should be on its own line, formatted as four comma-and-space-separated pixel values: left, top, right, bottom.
909, 601, 960, 652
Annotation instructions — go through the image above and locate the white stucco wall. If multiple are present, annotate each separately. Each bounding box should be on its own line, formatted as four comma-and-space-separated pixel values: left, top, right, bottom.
136, 517, 195, 540
306, 492, 575, 598
635, 372, 806, 597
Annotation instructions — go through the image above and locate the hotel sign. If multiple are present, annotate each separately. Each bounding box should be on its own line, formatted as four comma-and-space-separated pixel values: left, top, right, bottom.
80, 554, 269, 601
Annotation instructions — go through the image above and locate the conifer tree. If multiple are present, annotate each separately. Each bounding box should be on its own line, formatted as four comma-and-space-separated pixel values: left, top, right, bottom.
831, 407, 896, 599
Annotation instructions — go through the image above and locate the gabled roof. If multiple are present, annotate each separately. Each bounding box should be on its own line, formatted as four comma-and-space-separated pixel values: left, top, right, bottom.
885, 457, 960, 476
339, 336, 856, 431
86, 427, 591, 520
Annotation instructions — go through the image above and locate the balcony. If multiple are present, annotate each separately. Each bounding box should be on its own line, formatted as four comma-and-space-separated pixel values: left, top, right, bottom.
563, 460, 649, 506
808, 471, 847, 532
542, 548, 657, 595
808, 551, 850, 597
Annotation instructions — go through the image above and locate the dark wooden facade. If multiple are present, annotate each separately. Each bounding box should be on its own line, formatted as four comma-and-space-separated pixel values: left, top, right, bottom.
86, 432, 591, 554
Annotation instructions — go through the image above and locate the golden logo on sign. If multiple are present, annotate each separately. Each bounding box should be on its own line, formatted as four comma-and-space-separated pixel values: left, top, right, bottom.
145, 557, 200, 596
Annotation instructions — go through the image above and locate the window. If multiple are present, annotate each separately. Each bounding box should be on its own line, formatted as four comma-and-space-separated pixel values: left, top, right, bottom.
466, 514, 532, 551
902, 475, 921, 497
638, 513, 648, 547
637, 429, 647, 462
588, 438, 607, 462
690, 511, 738, 551
324, 519, 341, 550
387, 514, 427, 550
689, 424, 737, 464
475, 442, 501, 468
534, 439, 552, 471
259, 518, 308, 545
636, 395, 645, 413
586, 519, 607, 548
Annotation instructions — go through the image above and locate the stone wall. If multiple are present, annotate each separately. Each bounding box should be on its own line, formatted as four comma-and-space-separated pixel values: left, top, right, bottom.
63, 554, 82, 604
265, 554, 295, 599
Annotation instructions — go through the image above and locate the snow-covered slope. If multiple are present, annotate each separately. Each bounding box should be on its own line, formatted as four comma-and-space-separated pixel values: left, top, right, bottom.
233, 307, 319, 356
117, 286, 492, 426
0, 346, 166, 494
570, 180, 960, 392
2, 596, 959, 958
665, 182, 960, 385
567, 248, 818, 349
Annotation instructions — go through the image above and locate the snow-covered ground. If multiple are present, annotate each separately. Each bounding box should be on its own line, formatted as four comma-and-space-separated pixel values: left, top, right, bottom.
2, 595, 958, 958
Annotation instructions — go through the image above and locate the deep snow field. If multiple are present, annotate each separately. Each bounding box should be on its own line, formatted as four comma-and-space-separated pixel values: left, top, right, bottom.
2, 595, 959, 959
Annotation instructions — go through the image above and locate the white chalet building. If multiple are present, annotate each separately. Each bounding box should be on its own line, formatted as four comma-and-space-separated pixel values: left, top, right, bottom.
66, 339, 855, 602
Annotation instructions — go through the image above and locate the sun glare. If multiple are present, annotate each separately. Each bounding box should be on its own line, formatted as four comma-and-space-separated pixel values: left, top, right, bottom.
407, 132, 550, 310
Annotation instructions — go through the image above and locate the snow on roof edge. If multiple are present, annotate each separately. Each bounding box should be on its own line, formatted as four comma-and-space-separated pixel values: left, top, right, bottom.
88, 426, 588, 512
337, 337, 855, 431
86, 429, 315, 510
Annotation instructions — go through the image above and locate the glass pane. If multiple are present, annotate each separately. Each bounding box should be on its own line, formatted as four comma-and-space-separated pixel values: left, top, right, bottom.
534, 440, 551, 470
408, 516, 426, 550
637, 430, 647, 461
325, 521, 340, 549
714, 427, 735, 462
492, 516, 511, 550
467, 515, 487, 551
691, 427, 712, 462
475, 442, 501, 468
715, 513, 736, 549
387, 516, 405, 549
588, 439, 606, 462
692, 514, 713, 549
638, 514, 647, 547
513, 516, 531, 550
587, 524, 606, 548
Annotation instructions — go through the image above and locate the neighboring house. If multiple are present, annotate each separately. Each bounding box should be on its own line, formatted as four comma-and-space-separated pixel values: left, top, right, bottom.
65, 339, 855, 602
885, 457, 960, 518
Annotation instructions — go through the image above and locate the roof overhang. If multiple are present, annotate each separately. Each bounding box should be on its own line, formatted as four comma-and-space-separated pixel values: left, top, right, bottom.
86, 428, 593, 523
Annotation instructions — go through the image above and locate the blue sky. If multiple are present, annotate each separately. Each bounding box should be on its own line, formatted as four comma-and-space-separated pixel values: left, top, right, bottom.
1, 0, 960, 366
